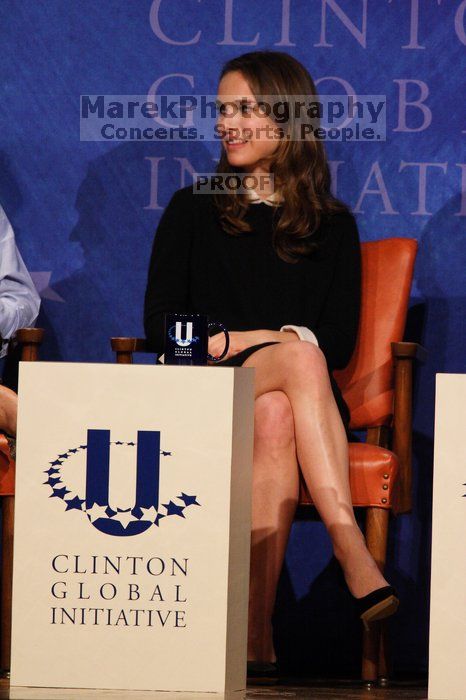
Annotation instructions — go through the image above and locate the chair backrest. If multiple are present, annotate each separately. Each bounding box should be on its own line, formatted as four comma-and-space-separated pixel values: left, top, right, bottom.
333, 238, 417, 430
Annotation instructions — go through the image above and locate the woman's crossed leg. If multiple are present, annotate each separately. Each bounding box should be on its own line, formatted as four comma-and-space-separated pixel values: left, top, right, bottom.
242, 340, 389, 662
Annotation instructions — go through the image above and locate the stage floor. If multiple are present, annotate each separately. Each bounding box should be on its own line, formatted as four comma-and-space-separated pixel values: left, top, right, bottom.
0, 678, 428, 699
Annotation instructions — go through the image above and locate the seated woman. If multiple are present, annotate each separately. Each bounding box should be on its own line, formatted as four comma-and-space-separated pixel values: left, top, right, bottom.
144, 50, 398, 681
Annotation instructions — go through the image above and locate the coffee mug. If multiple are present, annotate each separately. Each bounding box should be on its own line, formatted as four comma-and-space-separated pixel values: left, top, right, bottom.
163, 312, 230, 365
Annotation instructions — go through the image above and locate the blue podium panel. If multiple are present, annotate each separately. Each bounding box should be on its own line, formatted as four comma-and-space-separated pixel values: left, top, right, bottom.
10, 363, 255, 695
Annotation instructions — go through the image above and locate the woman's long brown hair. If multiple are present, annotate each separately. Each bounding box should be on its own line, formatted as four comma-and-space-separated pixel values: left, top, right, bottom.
214, 51, 349, 263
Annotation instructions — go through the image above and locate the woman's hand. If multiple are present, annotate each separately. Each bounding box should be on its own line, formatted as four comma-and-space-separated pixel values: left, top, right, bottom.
207, 329, 296, 364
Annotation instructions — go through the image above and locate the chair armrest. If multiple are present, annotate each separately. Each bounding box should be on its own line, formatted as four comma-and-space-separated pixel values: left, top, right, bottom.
391, 341, 427, 362
111, 337, 148, 364
390, 341, 427, 514
13, 328, 45, 362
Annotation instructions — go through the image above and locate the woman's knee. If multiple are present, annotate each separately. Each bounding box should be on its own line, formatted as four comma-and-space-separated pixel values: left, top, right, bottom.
254, 391, 295, 449
283, 340, 330, 388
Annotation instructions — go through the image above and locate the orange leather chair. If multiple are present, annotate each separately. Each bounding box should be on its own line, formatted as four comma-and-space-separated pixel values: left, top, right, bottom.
110, 237, 425, 684
299, 238, 425, 683
0, 328, 44, 675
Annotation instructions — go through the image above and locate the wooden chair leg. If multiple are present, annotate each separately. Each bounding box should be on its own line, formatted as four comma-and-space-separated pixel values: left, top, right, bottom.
362, 620, 381, 682
1, 495, 14, 675
378, 621, 390, 684
361, 507, 389, 682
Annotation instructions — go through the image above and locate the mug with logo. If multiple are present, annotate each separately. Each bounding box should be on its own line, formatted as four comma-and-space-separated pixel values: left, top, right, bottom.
163, 312, 230, 365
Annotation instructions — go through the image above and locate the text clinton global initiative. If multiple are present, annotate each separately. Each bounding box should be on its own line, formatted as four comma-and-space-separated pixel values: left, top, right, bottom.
50, 554, 189, 628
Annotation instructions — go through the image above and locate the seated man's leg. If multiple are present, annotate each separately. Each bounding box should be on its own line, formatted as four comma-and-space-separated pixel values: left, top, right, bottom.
0, 385, 17, 437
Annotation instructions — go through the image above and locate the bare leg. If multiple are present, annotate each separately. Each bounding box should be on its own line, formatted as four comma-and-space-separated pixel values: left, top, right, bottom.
243, 341, 388, 606
248, 390, 299, 662
0, 385, 17, 436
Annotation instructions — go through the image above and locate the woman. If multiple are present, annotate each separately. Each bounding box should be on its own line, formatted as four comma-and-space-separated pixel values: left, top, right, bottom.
144, 50, 398, 680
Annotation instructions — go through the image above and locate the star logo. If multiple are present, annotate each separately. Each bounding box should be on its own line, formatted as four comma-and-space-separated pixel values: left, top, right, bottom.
43, 438, 201, 536
86, 503, 110, 523
163, 501, 185, 518
140, 506, 158, 523
178, 493, 200, 507
50, 486, 70, 500
113, 509, 137, 529
44, 476, 62, 487
64, 496, 85, 512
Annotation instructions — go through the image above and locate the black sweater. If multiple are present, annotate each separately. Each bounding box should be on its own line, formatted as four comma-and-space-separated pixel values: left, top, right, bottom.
144, 186, 361, 372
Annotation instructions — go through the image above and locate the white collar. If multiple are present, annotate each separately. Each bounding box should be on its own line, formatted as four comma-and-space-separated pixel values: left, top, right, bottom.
246, 189, 283, 206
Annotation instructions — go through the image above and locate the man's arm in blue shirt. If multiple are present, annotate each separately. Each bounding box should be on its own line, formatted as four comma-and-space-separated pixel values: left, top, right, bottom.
0, 206, 41, 357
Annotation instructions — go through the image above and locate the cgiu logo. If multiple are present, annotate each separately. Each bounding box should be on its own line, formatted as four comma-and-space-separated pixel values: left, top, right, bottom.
168, 321, 200, 348
43, 429, 200, 537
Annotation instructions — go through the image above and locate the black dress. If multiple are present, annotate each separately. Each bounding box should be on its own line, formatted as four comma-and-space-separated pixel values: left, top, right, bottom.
145, 187, 361, 437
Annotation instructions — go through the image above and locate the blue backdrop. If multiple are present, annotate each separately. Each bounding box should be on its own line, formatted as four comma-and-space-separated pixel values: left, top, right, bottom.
1, 0, 465, 677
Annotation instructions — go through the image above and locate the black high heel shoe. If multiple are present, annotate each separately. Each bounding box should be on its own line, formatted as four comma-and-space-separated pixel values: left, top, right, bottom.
246, 660, 279, 685
352, 585, 399, 630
